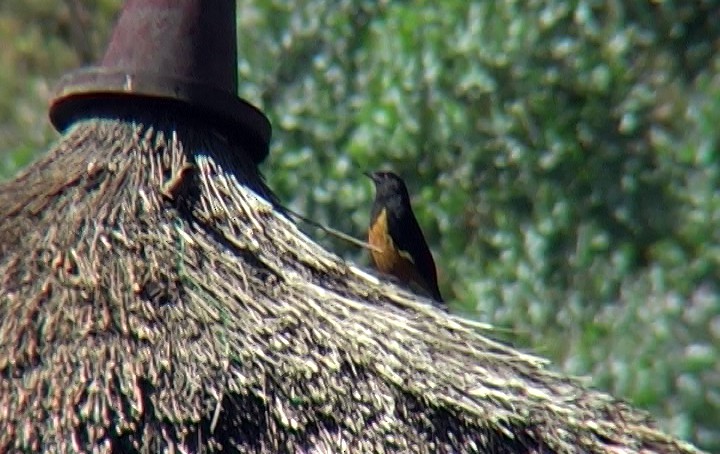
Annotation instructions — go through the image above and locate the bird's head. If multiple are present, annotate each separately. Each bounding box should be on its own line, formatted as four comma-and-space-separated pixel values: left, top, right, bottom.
364, 170, 410, 201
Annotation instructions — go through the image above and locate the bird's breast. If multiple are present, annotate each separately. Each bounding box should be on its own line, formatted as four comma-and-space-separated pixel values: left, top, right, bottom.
368, 209, 399, 273
368, 208, 424, 286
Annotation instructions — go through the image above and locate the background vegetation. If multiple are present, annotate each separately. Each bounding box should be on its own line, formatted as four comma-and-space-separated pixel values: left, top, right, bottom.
1, 1, 718, 451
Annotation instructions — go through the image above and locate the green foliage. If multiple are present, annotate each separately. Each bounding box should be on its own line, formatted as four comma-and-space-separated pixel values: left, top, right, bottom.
2, 0, 719, 450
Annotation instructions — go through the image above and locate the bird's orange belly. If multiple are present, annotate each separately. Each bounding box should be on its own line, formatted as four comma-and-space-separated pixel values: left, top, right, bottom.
368, 209, 428, 292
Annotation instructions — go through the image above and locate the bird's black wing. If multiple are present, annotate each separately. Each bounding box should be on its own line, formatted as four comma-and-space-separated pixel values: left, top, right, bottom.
386, 202, 442, 302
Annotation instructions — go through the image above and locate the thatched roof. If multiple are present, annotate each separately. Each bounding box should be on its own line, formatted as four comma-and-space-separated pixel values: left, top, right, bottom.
0, 115, 703, 453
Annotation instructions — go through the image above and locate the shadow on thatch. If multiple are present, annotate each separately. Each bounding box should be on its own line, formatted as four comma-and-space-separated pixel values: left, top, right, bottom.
0, 114, 703, 453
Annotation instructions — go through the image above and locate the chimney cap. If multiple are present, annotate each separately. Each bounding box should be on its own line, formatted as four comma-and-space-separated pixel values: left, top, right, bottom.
49, 0, 271, 163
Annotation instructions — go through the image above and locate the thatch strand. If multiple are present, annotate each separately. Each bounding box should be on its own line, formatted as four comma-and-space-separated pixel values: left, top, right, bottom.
0, 117, 703, 453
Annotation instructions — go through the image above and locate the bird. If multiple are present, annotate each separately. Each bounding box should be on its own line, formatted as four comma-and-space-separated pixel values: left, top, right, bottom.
365, 170, 443, 304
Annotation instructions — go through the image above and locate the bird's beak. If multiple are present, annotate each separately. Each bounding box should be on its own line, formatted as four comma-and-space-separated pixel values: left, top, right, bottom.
363, 171, 374, 181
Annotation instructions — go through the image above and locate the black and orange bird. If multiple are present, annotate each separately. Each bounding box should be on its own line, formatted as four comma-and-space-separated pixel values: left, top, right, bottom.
365, 170, 443, 304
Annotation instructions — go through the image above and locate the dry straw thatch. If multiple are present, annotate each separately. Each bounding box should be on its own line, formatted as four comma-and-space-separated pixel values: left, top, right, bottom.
0, 115, 704, 453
